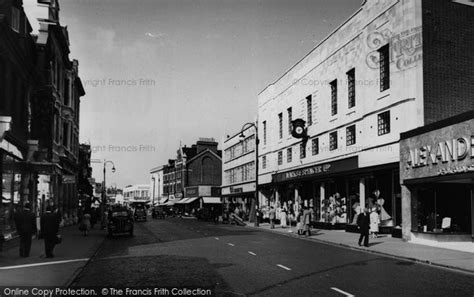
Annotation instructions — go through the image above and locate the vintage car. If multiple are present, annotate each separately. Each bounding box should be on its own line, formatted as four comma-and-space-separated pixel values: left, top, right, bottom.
107, 207, 134, 237
133, 204, 147, 222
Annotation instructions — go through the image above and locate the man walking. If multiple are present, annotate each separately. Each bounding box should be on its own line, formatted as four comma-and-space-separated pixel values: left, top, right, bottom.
14, 202, 36, 257
269, 206, 276, 229
357, 207, 370, 247
302, 206, 312, 237
41, 206, 60, 258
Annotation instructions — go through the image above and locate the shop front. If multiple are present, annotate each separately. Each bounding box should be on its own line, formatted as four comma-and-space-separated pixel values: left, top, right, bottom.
400, 111, 474, 249
221, 182, 255, 221
268, 156, 401, 233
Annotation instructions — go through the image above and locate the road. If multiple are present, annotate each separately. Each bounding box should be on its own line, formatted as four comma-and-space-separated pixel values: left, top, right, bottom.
70, 217, 474, 297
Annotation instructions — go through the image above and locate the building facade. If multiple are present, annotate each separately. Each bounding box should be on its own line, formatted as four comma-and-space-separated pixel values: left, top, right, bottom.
123, 184, 150, 205
257, 0, 474, 241
149, 165, 164, 206
158, 138, 222, 210
222, 126, 257, 220
0, 0, 39, 238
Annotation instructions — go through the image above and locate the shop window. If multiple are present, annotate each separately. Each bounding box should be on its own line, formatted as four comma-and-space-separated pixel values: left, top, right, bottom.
278, 113, 283, 139
379, 44, 390, 91
311, 138, 319, 155
287, 147, 292, 163
416, 185, 471, 234
306, 95, 312, 125
347, 68, 355, 108
378, 111, 390, 135
346, 125, 356, 146
287, 107, 292, 135
300, 142, 306, 159
277, 151, 283, 165
329, 131, 338, 151
330, 79, 337, 116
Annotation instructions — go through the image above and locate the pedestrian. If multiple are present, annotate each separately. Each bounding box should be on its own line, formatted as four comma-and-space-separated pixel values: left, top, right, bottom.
14, 202, 37, 257
80, 212, 91, 236
296, 211, 303, 235
269, 206, 276, 229
370, 207, 380, 238
41, 206, 60, 258
357, 207, 370, 247
280, 208, 287, 228
303, 206, 312, 237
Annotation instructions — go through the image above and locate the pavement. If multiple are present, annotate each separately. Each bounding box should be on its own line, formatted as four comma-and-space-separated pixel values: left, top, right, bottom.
248, 222, 474, 274
0, 224, 105, 286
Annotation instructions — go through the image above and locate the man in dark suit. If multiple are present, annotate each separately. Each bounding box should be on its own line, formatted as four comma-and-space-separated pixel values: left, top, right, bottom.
357, 207, 370, 247
14, 202, 37, 257
40, 206, 60, 258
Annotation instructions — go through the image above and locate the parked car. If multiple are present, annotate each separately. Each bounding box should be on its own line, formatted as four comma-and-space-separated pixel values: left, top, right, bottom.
107, 207, 134, 237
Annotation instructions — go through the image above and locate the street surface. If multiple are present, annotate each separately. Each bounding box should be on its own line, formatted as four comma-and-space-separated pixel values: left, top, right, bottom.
71, 217, 474, 297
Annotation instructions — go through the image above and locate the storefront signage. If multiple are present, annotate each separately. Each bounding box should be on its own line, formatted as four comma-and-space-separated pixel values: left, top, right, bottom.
272, 157, 358, 183
405, 136, 474, 169
401, 118, 474, 180
230, 186, 243, 193
185, 187, 198, 197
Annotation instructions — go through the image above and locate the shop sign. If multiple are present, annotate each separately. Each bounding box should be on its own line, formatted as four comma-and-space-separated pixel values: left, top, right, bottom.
230, 186, 243, 193
62, 175, 76, 184
185, 187, 198, 197
401, 119, 474, 180
272, 157, 358, 183
211, 187, 221, 196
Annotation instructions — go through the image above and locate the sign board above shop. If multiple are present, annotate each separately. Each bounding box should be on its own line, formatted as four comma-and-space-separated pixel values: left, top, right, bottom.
272, 156, 358, 183
400, 116, 474, 181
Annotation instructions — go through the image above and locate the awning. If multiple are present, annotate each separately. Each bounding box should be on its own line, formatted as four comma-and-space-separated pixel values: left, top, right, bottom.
202, 197, 222, 204
175, 198, 190, 204
185, 197, 199, 204
163, 200, 176, 206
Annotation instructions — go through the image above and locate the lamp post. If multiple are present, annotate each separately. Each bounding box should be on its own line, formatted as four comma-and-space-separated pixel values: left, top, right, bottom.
102, 160, 116, 228
239, 121, 259, 227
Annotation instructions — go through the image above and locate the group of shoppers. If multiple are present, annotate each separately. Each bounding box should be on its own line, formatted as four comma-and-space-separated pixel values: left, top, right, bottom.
14, 202, 61, 258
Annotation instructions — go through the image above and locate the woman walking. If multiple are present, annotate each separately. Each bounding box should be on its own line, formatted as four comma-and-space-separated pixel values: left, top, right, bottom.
370, 207, 380, 238
280, 208, 288, 228
80, 212, 91, 236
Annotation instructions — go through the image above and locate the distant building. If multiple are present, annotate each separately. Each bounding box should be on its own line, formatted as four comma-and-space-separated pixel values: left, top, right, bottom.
150, 165, 164, 206
158, 138, 222, 209
257, 0, 474, 248
123, 184, 150, 204
221, 125, 256, 220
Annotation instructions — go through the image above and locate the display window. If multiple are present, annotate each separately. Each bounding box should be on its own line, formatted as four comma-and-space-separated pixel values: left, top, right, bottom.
320, 179, 347, 224
1, 153, 23, 234
416, 184, 471, 234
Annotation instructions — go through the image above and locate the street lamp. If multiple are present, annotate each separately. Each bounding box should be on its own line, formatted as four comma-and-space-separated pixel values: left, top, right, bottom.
239, 121, 259, 227
102, 160, 115, 212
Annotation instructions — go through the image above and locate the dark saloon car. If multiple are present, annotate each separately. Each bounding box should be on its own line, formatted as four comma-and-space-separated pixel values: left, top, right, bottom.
133, 203, 147, 222
108, 207, 134, 237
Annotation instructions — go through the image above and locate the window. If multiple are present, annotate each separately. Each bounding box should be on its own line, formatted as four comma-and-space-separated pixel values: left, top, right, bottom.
11, 7, 20, 33
63, 122, 69, 148
278, 151, 283, 165
287, 107, 292, 135
378, 111, 391, 135
278, 113, 283, 139
379, 44, 390, 91
64, 78, 70, 106
287, 147, 292, 163
300, 143, 306, 159
312, 138, 319, 155
54, 114, 60, 143
306, 95, 312, 125
347, 69, 355, 108
346, 125, 356, 146
330, 79, 337, 115
263, 121, 267, 145
0, 57, 6, 110
329, 131, 338, 151
262, 155, 267, 169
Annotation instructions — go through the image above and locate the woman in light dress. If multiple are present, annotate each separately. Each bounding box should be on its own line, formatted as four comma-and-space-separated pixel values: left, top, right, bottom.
280, 208, 288, 228
369, 207, 380, 238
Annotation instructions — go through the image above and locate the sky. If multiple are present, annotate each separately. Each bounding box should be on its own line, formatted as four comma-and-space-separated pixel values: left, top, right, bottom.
24, 0, 361, 188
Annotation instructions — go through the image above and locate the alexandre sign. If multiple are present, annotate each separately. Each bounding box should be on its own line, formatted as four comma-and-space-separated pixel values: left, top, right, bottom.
401, 119, 474, 180
272, 157, 358, 183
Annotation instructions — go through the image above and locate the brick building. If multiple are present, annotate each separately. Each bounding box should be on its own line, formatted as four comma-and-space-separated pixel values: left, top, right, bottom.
257, 0, 474, 247
159, 138, 222, 210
